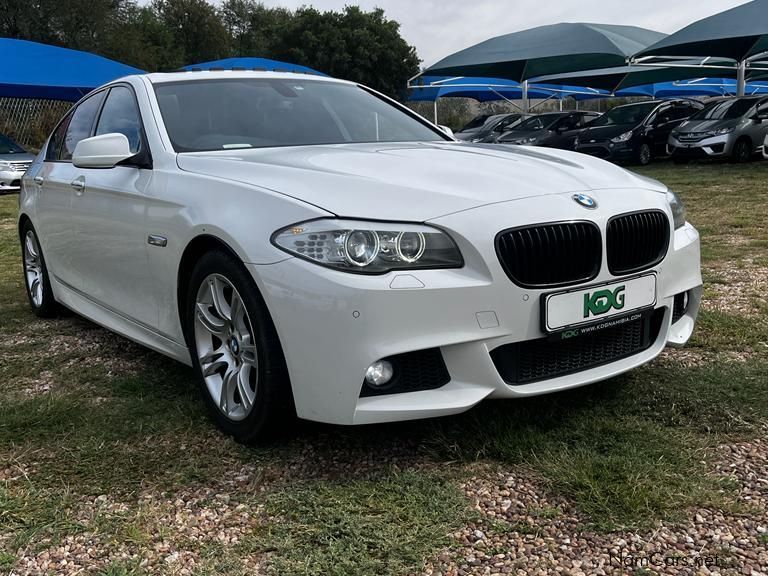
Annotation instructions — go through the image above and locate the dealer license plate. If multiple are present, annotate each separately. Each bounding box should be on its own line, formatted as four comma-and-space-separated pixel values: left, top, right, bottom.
542, 274, 657, 334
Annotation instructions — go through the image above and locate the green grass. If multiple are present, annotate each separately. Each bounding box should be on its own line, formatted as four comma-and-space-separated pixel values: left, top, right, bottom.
0, 161, 767, 573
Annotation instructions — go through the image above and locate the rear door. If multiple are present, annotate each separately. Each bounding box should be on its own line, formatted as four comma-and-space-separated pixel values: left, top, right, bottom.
68, 84, 158, 329
35, 90, 106, 290
546, 114, 587, 150
750, 99, 768, 151
651, 103, 696, 154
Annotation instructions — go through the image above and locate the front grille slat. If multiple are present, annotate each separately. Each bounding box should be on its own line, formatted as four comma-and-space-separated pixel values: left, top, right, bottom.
496, 221, 601, 288
607, 210, 670, 276
491, 309, 665, 385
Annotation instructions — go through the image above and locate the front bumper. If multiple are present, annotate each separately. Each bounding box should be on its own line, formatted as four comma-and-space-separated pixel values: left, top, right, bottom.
668, 133, 733, 158
251, 189, 702, 426
575, 141, 635, 162
0, 169, 25, 192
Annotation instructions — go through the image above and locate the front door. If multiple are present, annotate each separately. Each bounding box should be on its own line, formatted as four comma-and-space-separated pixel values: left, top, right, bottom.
36, 90, 107, 291
68, 85, 158, 330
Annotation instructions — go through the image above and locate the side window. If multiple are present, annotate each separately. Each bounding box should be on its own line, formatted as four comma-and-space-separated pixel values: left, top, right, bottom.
651, 106, 670, 124
46, 113, 72, 161
557, 116, 578, 130
95, 86, 143, 154
669, 105, 692, 120
60, 91, 107, 161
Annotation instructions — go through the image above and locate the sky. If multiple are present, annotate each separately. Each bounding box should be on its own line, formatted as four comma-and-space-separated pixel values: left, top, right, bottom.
249, 0, 750, 67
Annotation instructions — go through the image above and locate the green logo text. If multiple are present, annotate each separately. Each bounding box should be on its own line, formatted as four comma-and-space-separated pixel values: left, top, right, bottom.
583, 285, 626, 318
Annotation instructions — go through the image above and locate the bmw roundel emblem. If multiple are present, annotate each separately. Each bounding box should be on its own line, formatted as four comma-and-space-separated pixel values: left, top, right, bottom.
572, 193, 597, 209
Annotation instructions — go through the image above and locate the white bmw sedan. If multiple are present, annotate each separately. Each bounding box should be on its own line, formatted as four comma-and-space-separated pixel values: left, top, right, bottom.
19, 71, 702, 442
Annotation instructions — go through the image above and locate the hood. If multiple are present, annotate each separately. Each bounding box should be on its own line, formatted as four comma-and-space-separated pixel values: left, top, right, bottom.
0, 152, 35, 163
580, 124, 638, 141
177, 142, 666, 221
674, 118, 741, 133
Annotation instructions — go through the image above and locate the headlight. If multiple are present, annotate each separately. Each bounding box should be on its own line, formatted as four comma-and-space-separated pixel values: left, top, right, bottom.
714, 127, 735, 136
272, 219, 463, 274
667, 191, 687, 229
611, 131, 633, 143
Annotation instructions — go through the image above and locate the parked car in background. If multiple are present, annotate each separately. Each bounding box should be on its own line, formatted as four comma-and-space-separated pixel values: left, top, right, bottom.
575, 99, 704, 165
20, 71, 701, 442
0, 133, 35, 193
455, 113, 522, 142
496, 111, 600, 150
668, 96, 768, 163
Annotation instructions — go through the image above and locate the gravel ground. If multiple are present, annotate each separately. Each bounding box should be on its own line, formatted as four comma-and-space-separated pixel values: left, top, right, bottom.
10, 464, 270, 575
6, 437, 767, 575
704, 258, 768, 318
418, 438, 768, 576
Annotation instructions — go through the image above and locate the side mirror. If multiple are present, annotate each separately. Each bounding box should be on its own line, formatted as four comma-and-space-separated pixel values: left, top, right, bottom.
752, 114, 767, 124
438, 125, 455, 138
73, 133, 135, 169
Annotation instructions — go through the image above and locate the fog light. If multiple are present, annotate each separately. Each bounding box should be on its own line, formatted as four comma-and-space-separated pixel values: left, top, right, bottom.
365, 360, 394, 387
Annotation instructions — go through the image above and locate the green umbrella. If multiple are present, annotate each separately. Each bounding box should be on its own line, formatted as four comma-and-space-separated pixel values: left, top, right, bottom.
531, 60, 741, 94
634, 0, 768, 95
422, 23, 666, 82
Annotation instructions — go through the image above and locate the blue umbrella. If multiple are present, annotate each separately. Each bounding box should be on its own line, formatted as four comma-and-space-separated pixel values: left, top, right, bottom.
618, 78, 768, 98
0, 38, 144, 101
182, 57, 325, 76
408, 76, 609, 102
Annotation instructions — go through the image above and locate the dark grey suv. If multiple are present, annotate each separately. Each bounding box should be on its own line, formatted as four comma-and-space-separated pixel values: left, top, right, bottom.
668, 96, 768, 163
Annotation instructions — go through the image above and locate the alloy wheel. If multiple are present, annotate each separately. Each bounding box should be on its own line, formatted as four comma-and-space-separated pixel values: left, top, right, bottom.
194, 274, 259, 422
639, 144, 651, 165
735, 141, 751, 163
23, 231, 44, 307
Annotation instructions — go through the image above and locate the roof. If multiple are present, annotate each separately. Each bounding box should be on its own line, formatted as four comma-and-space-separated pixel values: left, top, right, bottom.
143, 70, 346, 85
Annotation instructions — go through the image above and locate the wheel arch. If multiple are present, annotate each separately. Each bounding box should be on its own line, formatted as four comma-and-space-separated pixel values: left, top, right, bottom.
17, 212, 32, 241
177, 234, 244, 338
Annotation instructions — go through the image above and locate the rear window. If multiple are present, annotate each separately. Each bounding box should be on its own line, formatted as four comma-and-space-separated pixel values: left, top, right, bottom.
458, 115, 491, 132
590, 103, 658, 127
154, 78, 445, 152
0, 134, 25, 154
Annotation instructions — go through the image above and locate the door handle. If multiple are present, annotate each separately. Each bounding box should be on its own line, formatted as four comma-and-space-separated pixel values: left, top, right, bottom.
70, 178, 86, 195
33, 175, 44, 186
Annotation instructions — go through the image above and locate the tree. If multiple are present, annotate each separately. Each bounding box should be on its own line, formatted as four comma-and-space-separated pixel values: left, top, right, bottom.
153, 0, 230, 67
1, 0, 421, 98
270, 6, 419, 98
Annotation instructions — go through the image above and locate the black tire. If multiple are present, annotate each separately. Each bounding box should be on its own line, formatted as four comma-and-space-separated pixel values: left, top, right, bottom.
636, 142, 652, 166
20, 221, 59, 318
185, 250, 293, 443
731, 138, 753, 163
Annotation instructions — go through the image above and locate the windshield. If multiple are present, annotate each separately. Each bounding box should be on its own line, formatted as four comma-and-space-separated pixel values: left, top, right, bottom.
690, 99, 759, 121
458, 115, 491, 132
511, 114, 563, 131
154, 78, 444, 152
0, 134, 25, 154
590, 103, 658, 127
